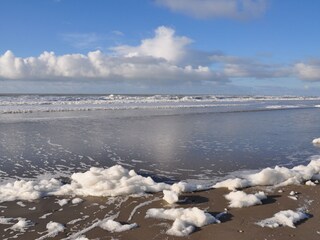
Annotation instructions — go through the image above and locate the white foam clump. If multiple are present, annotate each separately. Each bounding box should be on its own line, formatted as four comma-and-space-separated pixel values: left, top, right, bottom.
171, 181, 208, 193
289, 191, 296, 196
0, 179, 61, 203
100, 219, 138, 232
146, 207, 219, 236
163, 181, 209, 204
56, 199, 69, 206
56, 165, 171, 197
36, 221, 65, 240
213, 157, 320, 190
305, 180, 316, 186
256, 210, 309, 228
0, 216, 13, 224
72, 197, 84, 204
0, 165, 171, 203
163, 190, 179, 204
16, 201, 26, 207
225, 191, 267, 208
74, 236, 89, 240
312, 138, 320, 144
288, 196, 298, 201
10, 218, 34, 232
0, 165, 209, 204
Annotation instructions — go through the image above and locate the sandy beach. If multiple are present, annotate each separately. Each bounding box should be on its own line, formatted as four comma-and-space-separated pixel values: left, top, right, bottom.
1, 182, 319, 240
2, 0, 320, 238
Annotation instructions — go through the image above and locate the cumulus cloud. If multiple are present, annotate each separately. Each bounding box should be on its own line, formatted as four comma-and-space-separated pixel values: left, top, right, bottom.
0, 25, 318, 90
0, 27, 219, 85
155, 0, 268, 19
294, 61, 320, 81
113, 26, 192, 63
0, 50, 216, 83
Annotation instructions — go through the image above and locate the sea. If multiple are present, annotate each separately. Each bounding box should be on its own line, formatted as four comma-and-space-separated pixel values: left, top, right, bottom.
0, 94, 320, 184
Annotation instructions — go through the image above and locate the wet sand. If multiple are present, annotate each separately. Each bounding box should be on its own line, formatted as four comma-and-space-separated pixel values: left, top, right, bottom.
1, 184, 319, 240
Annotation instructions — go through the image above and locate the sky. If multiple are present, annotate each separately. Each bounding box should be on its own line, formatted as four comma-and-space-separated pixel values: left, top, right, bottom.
0, 0, 320, 95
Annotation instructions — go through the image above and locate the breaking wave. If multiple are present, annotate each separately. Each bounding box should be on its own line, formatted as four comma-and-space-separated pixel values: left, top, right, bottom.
1, 94, 319, 114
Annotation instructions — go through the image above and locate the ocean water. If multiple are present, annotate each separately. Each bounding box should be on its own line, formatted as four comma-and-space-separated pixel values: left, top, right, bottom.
0, 94, 320, 183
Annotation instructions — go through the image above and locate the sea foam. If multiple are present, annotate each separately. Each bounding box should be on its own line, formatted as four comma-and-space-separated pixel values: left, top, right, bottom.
213, 156, 320, 190
256, 210, 309, 228
225, 191, 267, 208
146, 207, 219, 236
0, 158, 319, 203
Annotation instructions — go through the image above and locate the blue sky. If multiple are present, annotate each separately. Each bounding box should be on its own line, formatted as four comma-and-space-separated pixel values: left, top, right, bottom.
1, 0, 320, 95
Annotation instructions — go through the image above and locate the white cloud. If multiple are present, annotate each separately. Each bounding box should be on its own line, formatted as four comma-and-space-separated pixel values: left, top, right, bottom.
111, 30, 124, 36
0, 50, 214, 82
211, 55, 289, 79
61, 31, 125, 50
61, 33, 103, 49
113, 26, 192, 63
0, 27, 217, 85
294, 61, 320, 81
0, 25, 318, 93
155, 0, 268, 19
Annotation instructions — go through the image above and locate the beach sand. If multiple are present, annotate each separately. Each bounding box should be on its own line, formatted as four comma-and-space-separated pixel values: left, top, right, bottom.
1, 184, 319, 240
